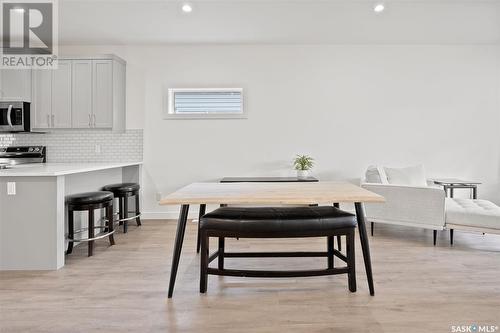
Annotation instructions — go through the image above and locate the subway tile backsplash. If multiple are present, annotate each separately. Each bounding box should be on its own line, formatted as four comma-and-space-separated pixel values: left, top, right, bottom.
0, 130, 143, 162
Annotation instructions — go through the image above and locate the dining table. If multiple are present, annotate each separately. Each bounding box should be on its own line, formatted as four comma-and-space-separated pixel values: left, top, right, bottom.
160, 181, 385, 298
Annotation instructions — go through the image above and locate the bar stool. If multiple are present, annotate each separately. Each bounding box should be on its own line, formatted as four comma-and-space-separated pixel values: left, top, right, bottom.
66, 191, 115, 257
102, 183, 141, 233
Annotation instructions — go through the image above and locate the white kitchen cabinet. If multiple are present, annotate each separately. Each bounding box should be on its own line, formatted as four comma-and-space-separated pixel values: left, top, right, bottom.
51, 60, 73, 128
92, 60, 113, 128
0, 69, 32, 102
30, 54, 126, 131
32, 60, 73, 129
72, 60, 93, 128
31, 70, 52, 128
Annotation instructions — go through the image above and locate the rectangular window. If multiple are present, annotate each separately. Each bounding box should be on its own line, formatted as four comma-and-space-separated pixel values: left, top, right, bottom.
167, 88, 245, 119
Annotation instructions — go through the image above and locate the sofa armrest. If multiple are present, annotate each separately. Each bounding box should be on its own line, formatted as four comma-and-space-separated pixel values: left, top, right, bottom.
361, 183, 446, 228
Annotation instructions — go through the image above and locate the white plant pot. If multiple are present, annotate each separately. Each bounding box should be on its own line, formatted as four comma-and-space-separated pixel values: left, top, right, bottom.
297, 170, 309, 179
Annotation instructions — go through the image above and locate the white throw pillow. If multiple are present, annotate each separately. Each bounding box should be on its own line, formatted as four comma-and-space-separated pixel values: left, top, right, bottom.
365, 165, 389, 184
384, 165, 427, 186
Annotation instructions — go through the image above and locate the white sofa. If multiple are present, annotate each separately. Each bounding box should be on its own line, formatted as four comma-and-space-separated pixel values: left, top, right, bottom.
361, 165, 500, 245
362, 182, 445, 245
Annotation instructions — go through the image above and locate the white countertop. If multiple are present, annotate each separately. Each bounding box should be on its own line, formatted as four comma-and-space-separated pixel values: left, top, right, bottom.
0, 162, 142, 177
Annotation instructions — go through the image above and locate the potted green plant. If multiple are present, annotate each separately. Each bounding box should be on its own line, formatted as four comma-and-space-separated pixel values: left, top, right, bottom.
293, 154, 314, 179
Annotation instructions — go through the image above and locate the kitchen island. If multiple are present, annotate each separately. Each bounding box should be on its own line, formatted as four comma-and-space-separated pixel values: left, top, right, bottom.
0, 162, 142, 270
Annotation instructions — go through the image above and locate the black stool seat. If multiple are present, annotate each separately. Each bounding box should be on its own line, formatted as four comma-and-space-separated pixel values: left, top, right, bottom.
201, 206, 356, 237
102, 183, 140, 194
67, 191, 114, 205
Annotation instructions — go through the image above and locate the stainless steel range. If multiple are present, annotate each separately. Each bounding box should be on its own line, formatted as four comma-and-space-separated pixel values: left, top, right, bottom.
0, 146, 47, 169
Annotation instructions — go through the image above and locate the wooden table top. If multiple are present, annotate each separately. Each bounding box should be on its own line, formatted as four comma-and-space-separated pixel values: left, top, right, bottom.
160, 181, 385, 205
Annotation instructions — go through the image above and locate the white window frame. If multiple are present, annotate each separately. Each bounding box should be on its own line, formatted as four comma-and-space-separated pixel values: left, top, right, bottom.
166, 88, 246, 119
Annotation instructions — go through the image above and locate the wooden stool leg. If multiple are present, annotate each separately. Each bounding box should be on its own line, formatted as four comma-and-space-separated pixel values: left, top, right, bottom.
123, 197, 129, 233
135, 193, 141, 226
88, 209, 95, 257
66, 208, 74, 254
347, 230, 356, 292
107, 204, 115, 246
327, 236, 334, 269
218, 237, 225, 270
200, 232, 209, 293
119, 197, 124, 227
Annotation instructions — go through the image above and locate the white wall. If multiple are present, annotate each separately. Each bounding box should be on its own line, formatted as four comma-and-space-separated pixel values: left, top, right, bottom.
61, 44, 500, 218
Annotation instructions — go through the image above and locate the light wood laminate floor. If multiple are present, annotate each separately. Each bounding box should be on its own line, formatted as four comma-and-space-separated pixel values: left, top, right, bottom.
1, 220, 500, 333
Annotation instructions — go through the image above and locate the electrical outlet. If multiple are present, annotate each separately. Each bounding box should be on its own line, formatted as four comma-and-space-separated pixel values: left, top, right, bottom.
95, 144, 101, 154
156, 192, 162, 201
7, 182, 16, 195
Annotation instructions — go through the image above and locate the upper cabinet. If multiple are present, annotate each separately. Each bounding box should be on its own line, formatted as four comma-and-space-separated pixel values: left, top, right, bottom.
71, 60, 93, 128
0, 69, 32, 102
92, 60, 114, 128
51, 60, 73, 128
31, 54, 126, 132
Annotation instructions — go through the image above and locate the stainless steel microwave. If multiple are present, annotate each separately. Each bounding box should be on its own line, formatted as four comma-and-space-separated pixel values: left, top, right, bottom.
0, 101, 31, 132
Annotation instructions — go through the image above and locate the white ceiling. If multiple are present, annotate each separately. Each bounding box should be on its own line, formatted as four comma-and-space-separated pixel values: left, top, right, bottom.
59, 0, 500, 45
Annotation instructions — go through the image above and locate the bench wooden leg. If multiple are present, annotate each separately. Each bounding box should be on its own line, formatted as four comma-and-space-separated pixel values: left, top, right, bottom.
450, 229, 454, 246
218, 237, 225, 270
327, 236, 334, 269
332, 204, 342, 251
347, 230, 356, 292
200, 232, 209, 293
433, 230, 437, 246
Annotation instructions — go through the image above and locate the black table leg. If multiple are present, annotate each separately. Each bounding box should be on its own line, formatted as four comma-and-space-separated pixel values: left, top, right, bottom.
197, 204, 206, 253
168, 204, 190, 298
355, 202, 375, 296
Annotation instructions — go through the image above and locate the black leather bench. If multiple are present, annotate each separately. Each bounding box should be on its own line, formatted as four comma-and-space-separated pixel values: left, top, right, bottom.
199, 206, 357, 293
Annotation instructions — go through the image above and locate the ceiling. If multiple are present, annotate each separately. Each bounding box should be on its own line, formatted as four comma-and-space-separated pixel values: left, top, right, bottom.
59, 0, 500, 45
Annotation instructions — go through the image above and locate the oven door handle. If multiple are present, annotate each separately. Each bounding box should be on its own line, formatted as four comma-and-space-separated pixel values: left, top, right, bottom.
7, 105, 13, 127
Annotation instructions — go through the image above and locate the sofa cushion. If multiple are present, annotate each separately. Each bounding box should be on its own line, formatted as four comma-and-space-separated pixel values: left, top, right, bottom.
445, 198, 500, 230
384, 165, 427, 187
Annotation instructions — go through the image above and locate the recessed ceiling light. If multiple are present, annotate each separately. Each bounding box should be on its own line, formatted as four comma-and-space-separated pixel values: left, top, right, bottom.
374, 3, 385, 13
182, 3, 193, 13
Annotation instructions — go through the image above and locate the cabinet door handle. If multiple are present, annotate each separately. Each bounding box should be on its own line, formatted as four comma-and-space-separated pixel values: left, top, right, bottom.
88, 114, 91, 127
47, 115, 51, 127
51, 115, 55, 127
